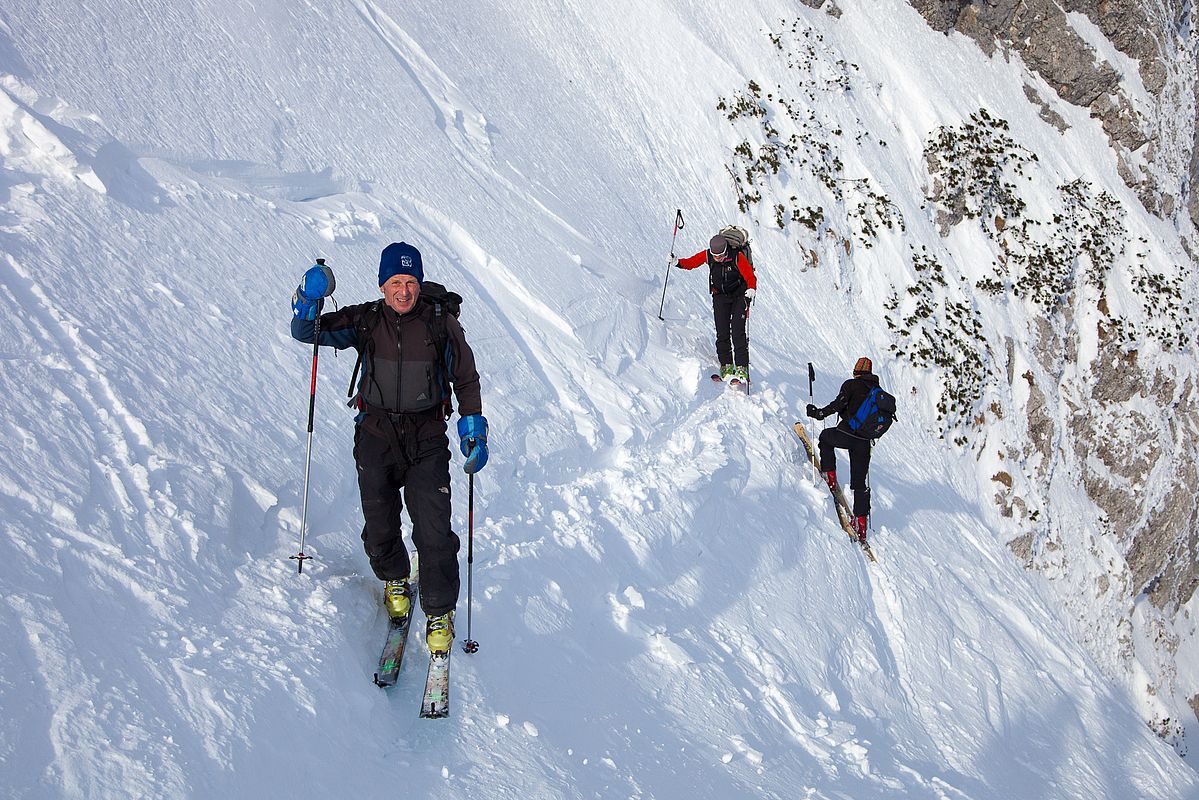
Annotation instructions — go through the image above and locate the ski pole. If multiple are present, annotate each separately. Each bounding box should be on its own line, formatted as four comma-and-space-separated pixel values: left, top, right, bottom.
866, 471, 872, 535
807, 362, 821, 488
813, 362, 829, 432
657, 209, 685, 321
744, 309, 752, 396
291, 258, 328, 574
462, 467, 480, 654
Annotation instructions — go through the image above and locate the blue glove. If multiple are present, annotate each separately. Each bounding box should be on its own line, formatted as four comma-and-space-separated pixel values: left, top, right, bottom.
300, 264, 335, 299
292, 290, 321, 320
457, 414, 489, 474
291, 263, 335, 320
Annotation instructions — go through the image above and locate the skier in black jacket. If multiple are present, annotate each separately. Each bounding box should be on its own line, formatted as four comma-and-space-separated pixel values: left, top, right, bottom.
290, 242, 488, 655
806, 357, 878, 541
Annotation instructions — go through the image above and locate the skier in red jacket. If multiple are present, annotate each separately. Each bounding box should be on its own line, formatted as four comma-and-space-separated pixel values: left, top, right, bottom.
673, 229, 758, 385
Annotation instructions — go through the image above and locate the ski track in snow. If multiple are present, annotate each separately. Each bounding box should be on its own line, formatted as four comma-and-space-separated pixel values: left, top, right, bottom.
0, 252, 158, 532
351, 0, 494, 159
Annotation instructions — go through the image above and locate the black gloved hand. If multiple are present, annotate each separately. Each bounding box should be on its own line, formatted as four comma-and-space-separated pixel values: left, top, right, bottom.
805, 403, 821, 419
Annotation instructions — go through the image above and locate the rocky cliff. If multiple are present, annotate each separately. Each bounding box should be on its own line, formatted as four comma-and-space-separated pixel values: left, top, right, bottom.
911, 0, 1199, 753
912, 0, 1196, 233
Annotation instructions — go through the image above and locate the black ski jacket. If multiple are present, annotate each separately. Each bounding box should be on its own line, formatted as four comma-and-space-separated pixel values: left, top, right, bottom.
292, 298, 481, 450
815, 374, 880, 435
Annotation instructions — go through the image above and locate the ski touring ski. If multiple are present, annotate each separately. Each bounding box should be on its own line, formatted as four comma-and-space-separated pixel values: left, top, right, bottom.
419, 650, 451, 719
374, 568, 419, 688
371, 560, 460, 718
373, 613, 416, 687
792, 421, 876, 562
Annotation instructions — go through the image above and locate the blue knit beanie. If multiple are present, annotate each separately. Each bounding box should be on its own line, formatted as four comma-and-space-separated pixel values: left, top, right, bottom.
378, 242, 424, 286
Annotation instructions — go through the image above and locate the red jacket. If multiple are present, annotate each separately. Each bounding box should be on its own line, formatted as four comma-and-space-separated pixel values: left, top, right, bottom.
678, 248, 757, 293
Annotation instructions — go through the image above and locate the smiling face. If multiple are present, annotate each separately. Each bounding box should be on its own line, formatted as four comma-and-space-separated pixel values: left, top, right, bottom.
381, 274, 421, 314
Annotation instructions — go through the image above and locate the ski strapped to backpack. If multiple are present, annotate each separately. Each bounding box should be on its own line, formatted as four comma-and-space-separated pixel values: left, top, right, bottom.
846, 386, 898, 439
345, 281, 464, 419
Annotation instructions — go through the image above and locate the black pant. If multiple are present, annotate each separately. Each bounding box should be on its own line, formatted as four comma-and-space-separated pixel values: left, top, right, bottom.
354, 426, 461, 616
817, 427, 871, 517
712, 292, 749, 367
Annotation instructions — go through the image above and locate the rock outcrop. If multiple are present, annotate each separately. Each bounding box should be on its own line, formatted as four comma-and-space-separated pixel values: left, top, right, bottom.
910, 0, 1197, 233
910, 0, 1199, 753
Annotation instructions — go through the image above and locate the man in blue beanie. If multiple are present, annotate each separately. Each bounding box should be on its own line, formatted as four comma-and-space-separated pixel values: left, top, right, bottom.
291, 241, 488, 656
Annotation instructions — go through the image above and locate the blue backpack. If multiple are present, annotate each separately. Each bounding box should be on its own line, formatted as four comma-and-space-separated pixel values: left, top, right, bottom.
847, 386, 897, 439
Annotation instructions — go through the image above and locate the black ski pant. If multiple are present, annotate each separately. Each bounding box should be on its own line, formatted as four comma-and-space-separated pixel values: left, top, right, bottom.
712, 291, 749, 367
817, 427, 871, 517
354, 425, 460, 616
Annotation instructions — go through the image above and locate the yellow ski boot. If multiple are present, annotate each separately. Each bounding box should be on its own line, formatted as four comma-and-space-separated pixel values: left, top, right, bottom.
383, 578, 412, 620
425, 611, 455, 655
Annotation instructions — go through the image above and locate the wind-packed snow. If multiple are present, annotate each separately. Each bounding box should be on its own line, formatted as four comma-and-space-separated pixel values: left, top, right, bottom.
0, 1, 1195, 797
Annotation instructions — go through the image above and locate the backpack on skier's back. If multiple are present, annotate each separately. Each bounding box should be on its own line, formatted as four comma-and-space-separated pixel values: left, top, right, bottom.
719, 225, 753, 266
847, 386, 897, 439
418, 281, 463, 319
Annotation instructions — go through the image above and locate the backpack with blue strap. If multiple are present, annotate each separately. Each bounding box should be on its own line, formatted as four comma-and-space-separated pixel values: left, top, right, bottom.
847, 385, 898, 439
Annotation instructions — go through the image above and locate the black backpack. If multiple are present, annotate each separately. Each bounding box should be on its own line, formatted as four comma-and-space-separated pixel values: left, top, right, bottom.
847, 386, 897, 439
419, 280, 463, 319
346, 281, 464, 417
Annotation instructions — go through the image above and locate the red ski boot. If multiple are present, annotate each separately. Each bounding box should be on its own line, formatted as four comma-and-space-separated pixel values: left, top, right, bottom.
851, 515, 868, 544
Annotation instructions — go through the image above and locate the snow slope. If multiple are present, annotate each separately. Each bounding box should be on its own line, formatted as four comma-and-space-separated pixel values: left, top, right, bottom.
0, 0, 1195, 797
